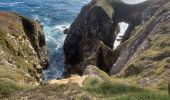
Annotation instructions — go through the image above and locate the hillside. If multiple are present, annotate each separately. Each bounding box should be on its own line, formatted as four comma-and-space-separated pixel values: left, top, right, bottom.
1, 0, 170, 100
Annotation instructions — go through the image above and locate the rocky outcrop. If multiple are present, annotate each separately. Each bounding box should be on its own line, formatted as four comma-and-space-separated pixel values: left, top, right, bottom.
110, 0, 170, 90
0, 11, 48, 84
63, 0, 170, 93
63, 0, 151, 77
63, 1, 117, 77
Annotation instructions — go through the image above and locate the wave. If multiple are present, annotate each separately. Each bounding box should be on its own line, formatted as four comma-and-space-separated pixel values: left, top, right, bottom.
123, 0, 147, 4
43, 23, 71, 80
0, 2, 24, 6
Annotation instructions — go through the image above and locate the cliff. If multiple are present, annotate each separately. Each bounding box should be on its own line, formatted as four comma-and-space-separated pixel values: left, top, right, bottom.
63, 0, 151, 76
0, 11, 48, 98
63, 0, 170, 96
1, 0, 170, 99
110, 0, 170, 90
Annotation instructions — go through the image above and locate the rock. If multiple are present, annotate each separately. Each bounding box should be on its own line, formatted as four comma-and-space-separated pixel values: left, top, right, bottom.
48, 75, 87, 87
63, 1, 117, 76
63, 0, 150, 76
110, 0, 170, 89
0, 11, 48, 84
123, 64, 142, 77
110, 0, 168, 75
63, 28, 70, 34
83, 65, 110, 82
21, 15, 49, 69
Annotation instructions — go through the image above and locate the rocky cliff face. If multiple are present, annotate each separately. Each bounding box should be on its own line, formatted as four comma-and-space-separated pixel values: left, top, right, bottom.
63, 0, 118, 77
63, 0, 170, 91
110, 0, 170, 89
0, 11, 48, 84
63, 0, 151, 77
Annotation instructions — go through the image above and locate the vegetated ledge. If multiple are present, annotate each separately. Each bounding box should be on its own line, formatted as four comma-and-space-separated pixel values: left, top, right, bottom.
0, 11, 48, 98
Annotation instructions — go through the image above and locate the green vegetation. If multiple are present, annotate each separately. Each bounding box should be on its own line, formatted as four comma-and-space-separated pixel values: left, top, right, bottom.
3, 65, 169, 100
83, 76, 170, 100
0, 65, 24, 82
96, 0, 114, 18
0, 79, 35, 99
115, 92, 170, 100
0, 80, 22, 98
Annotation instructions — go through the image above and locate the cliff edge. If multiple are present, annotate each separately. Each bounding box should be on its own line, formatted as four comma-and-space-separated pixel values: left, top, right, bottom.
0, 11, 48, 98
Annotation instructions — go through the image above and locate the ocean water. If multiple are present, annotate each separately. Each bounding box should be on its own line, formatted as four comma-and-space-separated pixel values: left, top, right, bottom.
0, 0, 145, 81
0, 0, 91, 81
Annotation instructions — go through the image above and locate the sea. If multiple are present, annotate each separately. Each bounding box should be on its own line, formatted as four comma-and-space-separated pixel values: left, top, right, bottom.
0, 0, 145, 81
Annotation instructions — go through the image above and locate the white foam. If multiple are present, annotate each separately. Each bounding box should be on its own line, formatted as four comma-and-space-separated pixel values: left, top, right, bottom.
123, 0, 147, 4
44, 24, 70, 51
54, 24, 70, 32
32, 14, 40, 21
114, 22, 129, 49
0, 2, 24, 6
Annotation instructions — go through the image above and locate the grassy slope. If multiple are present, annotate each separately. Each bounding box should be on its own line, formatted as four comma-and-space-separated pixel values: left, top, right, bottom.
4, 67, 170, 100
0, 12, 39, 98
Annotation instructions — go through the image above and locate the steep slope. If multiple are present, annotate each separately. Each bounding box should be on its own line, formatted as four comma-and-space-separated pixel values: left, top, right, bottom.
0, 11, 48, 98
110, 0, 170, 90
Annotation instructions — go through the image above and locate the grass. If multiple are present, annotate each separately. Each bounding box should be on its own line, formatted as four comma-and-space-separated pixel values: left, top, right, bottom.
115, 92, 170, 100
83, 76, 170, 100
96, 0, 114, 18
0, 79, 35, 99
0, 80, 22, 98
0, 65, 24, 82
2, 73, 170, 100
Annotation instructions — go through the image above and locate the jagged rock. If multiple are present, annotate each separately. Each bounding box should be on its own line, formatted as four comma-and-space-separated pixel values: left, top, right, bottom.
63, 0, 150, 76
21, 15, 49, 69
110, 0, 170, 89
0, 11, 48, 84
63, 1, 117, 77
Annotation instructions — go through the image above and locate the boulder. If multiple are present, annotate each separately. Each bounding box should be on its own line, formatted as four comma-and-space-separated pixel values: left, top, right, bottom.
83, 65, 110, 82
